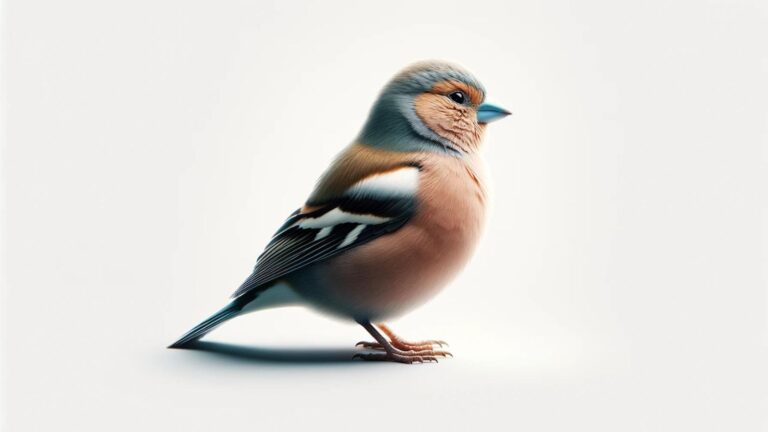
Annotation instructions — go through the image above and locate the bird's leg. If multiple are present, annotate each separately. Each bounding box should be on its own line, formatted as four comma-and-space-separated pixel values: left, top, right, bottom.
356, 323, 449, 351
353, 321, 452, 363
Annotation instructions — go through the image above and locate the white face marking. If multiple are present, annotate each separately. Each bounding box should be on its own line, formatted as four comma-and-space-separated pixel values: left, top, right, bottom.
296, 208, 390, 229
346, 167, 419, 198
314, 226, 333, 240
339, 224, 366, 248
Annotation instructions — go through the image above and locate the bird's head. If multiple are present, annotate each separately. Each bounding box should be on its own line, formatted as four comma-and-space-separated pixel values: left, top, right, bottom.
358, 60, 510, 155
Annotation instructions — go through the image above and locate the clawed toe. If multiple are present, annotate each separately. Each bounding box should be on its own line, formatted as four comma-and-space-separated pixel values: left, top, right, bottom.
355, 341, 386, 350
355, 339, 448, 351
353, 352, 440, 364
353, 345, 452, 363
354, 322, 452, 364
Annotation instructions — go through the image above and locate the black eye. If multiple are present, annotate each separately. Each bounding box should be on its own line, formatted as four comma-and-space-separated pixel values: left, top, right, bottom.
449, 91, 466, 104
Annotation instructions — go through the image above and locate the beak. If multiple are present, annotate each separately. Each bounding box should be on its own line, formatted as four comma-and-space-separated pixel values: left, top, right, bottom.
477, 103, 511, 124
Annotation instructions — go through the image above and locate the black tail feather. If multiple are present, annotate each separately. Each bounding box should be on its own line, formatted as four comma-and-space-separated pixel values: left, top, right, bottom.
168, 303, 242, 349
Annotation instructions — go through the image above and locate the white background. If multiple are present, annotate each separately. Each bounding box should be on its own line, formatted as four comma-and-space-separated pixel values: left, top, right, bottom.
2, 0, 767, 430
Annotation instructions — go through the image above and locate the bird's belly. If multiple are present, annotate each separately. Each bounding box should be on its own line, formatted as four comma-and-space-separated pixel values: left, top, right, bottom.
288, 163, 486, 321
288, 225, 479, 320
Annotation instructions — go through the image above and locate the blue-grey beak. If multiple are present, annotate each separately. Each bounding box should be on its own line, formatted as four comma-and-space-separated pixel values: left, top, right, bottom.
477, 103, 511, 124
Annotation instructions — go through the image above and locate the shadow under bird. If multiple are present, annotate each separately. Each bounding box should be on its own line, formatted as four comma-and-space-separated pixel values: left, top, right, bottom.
169, 61, 511, 363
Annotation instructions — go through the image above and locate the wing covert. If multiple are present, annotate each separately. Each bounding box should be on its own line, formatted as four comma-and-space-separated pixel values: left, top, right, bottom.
232, 166, 420, 298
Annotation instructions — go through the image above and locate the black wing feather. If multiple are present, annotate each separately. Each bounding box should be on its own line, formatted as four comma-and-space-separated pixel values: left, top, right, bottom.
232, 194, 415, 299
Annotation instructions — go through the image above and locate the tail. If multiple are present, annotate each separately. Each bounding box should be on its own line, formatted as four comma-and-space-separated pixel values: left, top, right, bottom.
168, 302, 243, 349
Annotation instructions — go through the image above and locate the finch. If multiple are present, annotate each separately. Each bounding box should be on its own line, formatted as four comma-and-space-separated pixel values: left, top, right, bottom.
169, 61, 510, 363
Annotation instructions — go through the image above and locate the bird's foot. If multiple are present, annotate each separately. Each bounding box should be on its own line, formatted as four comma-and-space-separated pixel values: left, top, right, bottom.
354, 323, 451, 363
353, 347, 451, 364
355, 340, 449, 351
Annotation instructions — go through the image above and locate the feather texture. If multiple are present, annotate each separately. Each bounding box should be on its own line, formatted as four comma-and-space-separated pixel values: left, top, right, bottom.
232, 160, 421, 299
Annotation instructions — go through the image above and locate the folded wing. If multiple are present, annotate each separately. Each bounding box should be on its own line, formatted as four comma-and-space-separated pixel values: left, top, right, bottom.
232, 165, 420, 299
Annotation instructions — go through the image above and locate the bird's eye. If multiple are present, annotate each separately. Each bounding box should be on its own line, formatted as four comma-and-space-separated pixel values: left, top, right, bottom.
449, 91, 466, 104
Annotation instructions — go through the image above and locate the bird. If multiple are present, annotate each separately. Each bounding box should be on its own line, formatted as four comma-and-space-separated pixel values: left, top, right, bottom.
168, 60, 511, 363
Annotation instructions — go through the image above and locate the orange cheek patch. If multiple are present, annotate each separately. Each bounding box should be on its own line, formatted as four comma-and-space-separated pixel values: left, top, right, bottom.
413, 93, 460, 138
413, 93, 485, 152
430, 80, 484, 106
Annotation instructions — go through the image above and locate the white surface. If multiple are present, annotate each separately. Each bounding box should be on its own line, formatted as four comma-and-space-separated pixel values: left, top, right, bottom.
2, 0, 768, 431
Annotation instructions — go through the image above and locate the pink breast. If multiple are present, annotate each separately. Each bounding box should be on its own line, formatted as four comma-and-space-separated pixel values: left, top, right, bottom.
313, 155, 487, 320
